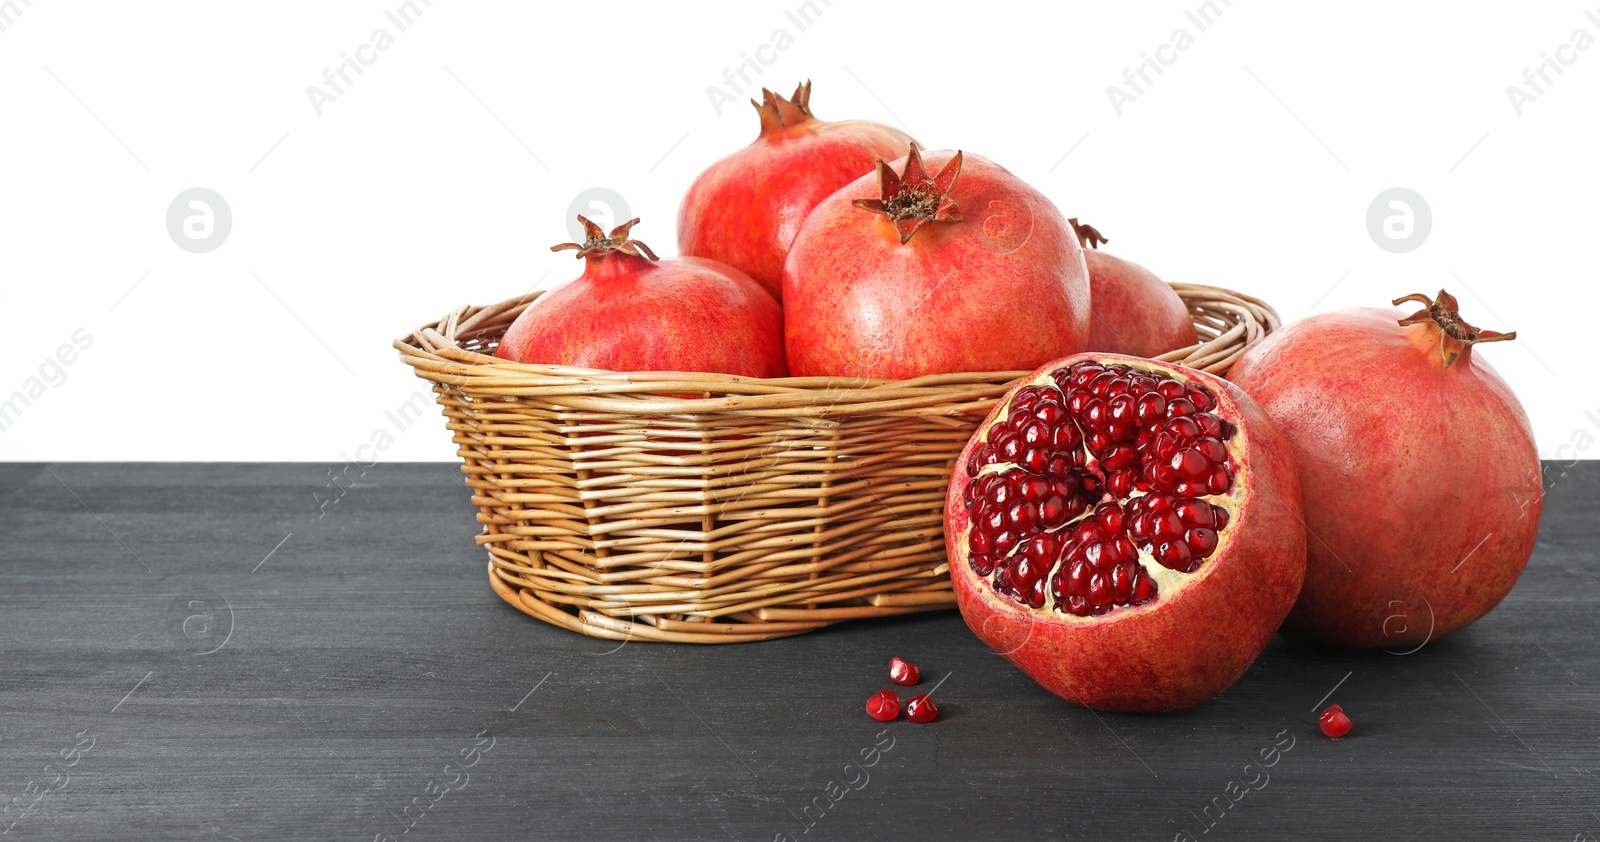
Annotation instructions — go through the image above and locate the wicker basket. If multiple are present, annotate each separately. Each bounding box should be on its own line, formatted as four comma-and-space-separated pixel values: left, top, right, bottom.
396, 283, 1279, 643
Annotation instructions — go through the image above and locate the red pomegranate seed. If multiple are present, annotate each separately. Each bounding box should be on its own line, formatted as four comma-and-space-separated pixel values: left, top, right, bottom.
1087, 572, 1110, 607
888, 657, 920, 686
905, 693, 939, 723
1131, 573, 1158, 604
1006, 499, 1038, 531
1208, 467, 1233, 494
1111, 471, 1138, 496
866, 689, 900, 722
1136, 393, 1166, 422
1011, 555, 1042, 591
1066, 559, 1090, 591
1149, 510, 1183, 541
1166, 416, 1200, 441
1174, 498, 1213, 528
1172, 449, 1209, 480
1155, 540, 1194, 571
1095, 502, 1126, 534
1110, 561, 1135, 602
1319, 704, 1352, 738
1020, 476, 1051, 501
1186, 527, 1219, 557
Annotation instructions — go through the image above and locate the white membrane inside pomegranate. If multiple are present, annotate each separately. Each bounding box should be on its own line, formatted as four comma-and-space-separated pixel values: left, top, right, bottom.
959, 360, 1242, 616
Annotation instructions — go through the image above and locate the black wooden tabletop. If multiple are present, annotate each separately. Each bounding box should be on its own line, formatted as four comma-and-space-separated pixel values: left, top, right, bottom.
1, 461, 1595, 841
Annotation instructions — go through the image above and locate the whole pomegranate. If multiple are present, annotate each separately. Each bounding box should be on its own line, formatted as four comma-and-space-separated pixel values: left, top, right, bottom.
1071, 219, 1197, 358
1229, 291, 1541, 649
678, 81, 913, 300
495, 216, 786, 378
784, 145, 1091, 379
945, 355, 1305, 712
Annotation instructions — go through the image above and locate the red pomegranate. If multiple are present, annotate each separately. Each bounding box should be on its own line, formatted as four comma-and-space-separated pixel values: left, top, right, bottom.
784, 145, 1091, 379
495, 216, 786, 378
1071, 219, 1197, 358
1228, 291, 1541, 649
945, 355, 1305, 712
678, 81, 913, 300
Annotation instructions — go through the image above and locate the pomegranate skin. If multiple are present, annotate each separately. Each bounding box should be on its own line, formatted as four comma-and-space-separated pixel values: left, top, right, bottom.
678, 83, 912, 300
1084, 249, 1197, 358
945, 355, 1306, 713
784, 150, 1091, 379
1229, 305, 1541, 649
495, 222, 785, 378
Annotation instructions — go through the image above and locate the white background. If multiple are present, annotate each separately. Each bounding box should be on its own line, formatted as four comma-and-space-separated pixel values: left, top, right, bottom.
1, 0, 1595, 462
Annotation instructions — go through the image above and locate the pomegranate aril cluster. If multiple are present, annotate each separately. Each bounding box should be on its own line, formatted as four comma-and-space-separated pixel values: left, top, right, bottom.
961, 361, 1238, 616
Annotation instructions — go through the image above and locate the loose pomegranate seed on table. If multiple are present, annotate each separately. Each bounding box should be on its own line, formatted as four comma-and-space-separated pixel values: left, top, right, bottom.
865, 689, 900, 722
1319, 704, 1352, 738
904, 694, 939, 724
888, 657, 920, 686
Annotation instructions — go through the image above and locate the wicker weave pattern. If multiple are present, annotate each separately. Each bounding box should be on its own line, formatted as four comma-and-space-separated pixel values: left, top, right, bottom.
397, 283, 1279, 643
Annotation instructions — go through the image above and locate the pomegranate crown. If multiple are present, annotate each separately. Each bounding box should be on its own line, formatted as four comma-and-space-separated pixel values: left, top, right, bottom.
1068, 218, 1109, 250
852, 143, 964, 244
1394, 289, 1515, 368
551, 215, 658, 261
751, 80, 815, 136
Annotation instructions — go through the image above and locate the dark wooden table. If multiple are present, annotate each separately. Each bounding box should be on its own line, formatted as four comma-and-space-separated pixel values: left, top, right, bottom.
1, 462, 1595, 841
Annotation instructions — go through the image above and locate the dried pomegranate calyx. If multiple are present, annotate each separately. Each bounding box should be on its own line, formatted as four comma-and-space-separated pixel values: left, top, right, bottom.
751, 80, 816, 136
1394, 289, 1515, 369
1068, 218, 1109, 250
851, 144, 963, 244
551, 215, 659, 261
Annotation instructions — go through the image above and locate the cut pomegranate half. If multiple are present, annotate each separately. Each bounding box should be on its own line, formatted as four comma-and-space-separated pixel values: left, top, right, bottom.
945, 355, 1306, 713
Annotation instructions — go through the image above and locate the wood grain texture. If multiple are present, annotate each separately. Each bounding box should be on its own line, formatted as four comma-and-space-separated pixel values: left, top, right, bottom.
0, 462, 1595, 841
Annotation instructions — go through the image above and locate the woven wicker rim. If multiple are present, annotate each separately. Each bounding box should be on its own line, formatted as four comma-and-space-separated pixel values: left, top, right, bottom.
399, 283, 1278, 411
397, 282, 1279, 643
